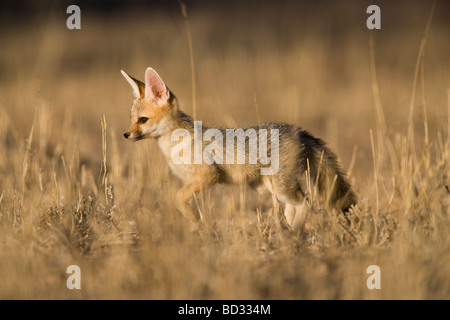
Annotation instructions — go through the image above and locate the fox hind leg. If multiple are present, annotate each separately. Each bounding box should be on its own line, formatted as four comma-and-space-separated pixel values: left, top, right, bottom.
291, 201, 308, 233
283, 201, 308, 233
284, 203, 296, 226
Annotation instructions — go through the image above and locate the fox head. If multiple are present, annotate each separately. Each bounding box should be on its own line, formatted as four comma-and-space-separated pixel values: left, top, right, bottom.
122, 67, 178, 141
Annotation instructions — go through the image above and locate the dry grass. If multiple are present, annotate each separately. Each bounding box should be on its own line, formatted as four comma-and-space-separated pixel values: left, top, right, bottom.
0, 1, 449, 299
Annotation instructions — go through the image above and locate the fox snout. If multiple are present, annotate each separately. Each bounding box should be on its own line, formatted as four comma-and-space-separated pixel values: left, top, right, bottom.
123, 130, 143, 142
123, 131, 137, 141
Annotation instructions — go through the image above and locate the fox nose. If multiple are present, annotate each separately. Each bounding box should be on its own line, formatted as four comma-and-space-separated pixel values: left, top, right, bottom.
124, 132, 130, 139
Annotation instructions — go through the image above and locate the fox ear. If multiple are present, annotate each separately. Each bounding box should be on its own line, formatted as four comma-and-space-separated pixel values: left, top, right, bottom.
121, 70, 145, 98
144, 67, 170, 106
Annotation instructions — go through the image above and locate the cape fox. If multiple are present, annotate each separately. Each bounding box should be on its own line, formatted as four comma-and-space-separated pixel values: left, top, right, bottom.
122, 67, 356, 232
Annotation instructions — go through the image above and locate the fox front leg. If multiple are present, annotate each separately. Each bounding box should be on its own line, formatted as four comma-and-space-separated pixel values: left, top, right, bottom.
175, 183, 204, 230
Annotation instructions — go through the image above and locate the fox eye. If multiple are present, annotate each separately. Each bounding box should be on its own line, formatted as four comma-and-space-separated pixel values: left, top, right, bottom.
138, 117, 149, 124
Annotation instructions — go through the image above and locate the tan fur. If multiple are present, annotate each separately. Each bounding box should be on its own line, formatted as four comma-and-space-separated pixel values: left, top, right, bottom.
122, 67, 357, 232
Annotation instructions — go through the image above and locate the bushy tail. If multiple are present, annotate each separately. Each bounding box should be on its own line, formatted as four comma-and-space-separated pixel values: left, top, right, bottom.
297, 129, 357, 212
319, 153, 357, 212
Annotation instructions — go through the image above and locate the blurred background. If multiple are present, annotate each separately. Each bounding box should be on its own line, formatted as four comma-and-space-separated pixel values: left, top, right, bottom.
0, 0, 449, 299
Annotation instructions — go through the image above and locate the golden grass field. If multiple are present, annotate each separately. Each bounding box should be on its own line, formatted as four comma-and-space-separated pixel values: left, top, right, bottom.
0, 0, 449, 299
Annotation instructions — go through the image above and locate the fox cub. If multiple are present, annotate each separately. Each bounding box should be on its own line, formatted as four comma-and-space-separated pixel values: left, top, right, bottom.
122, 67, 356, 232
